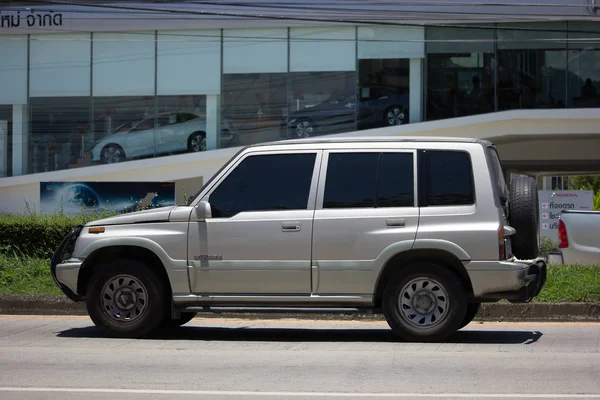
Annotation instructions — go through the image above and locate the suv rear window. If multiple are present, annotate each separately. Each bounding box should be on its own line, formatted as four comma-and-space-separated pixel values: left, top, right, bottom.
422, 150, 474, 206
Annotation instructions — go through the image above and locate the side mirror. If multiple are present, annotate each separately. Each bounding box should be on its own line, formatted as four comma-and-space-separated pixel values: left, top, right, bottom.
195, 200, 212, 221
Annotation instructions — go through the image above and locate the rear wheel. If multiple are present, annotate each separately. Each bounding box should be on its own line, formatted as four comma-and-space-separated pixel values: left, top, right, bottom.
382, 263, 467, 342
188, 132, 207, 152
459, 302, 481, 329
509, 175, 540, 259
101, 144, 125, 164
86, 260, 166, 338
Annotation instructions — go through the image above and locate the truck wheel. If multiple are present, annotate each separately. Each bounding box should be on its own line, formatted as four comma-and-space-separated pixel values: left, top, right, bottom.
382, 263, 467, 342
459, 302, 481, 329
509, 176, 540, 260
86, 260, 166, 338
161, 312, 197, 328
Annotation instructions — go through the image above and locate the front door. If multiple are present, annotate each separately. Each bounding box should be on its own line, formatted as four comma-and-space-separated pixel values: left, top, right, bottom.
188, 150, 322, 295
311, 150, 419, 296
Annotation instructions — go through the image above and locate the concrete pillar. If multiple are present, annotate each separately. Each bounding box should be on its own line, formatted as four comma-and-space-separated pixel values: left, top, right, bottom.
206, 95, 220, 151
0, 120, 7, 177
409, 58, 423, 124
12, 104, 28, 176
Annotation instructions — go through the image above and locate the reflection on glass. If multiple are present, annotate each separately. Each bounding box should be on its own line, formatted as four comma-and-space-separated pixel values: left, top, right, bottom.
29, 97, 92, 173
0, 106, 11, 177
90, 97, 155, 164
497, 23, 567, 110
287, 71, 356, 139
567, 22, 600, 108
426, 26, 495, 121
222, 73, 287, 148
358, 59, 410, 129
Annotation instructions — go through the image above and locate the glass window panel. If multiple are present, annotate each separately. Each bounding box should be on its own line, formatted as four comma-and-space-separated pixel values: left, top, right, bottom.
288, 71, 357, 137
323, 153, 378, 209
0, 35, 27, 105
358, 26, 424, 59
155, 95, 208, 155
425, 27, 495, 121
222, 73, 287, 148
30, 33, 91, 97
567, 22, 600, 108
209, 153, 316, 218
93, 32, 155, 97
224, 28, 288, 74
157, 30, 221, 95
29, 97, 92, 173
425, 151, 475, 206
290, 27, 356, 72
377, 152, 414, 208
0, 106, 11, 177
497, 23, 567, 110
358, 59, 410, 129
90, 96, 156, 164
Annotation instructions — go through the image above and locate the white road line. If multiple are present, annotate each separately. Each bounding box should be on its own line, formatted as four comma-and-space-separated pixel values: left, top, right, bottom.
0, 388, 599, 398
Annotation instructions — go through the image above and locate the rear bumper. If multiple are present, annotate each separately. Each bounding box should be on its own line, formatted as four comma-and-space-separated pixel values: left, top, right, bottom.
468, 259, 547, 302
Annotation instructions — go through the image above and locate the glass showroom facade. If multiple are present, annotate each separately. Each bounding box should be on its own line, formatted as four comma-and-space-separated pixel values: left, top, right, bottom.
0, 21, 599, 177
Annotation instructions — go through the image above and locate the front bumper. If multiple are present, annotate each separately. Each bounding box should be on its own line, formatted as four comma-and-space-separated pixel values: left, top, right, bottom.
50, 225, 84, 302
473, 259, 547, 303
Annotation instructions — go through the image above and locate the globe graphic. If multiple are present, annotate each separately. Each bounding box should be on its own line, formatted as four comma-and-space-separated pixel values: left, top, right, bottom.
60, 184, 101, 211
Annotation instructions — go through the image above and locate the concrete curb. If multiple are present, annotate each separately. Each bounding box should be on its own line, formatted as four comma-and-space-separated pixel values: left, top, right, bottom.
1, 296, 599, 321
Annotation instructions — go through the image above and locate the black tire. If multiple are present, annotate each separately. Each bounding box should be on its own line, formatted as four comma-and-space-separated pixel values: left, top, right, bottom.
509, 175, 540, 259
86, 260, 167, 338
383, 105, 407, 126
382, 263, 468, 342
161, 312, 197, 329
292, 118, 315, 138
100, 144, 126, 164
188, 132, 207, 152
459, 302, 481, 330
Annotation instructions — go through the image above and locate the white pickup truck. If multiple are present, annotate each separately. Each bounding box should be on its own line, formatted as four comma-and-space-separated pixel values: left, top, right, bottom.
558, 210, 600, 265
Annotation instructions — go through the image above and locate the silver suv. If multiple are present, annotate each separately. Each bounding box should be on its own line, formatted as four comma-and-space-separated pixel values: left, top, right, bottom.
51, 136, 546, 342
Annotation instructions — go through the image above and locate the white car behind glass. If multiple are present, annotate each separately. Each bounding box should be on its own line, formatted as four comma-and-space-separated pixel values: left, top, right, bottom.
92, 112, 222, 163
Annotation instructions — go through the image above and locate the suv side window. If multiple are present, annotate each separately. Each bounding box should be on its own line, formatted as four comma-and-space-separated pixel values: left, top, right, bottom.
209, 153, 316, 218
423, 150, 475, 206
323, 152, 414, 209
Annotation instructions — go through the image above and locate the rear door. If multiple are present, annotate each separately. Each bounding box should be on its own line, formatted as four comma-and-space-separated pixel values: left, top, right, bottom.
311, 149, 419, 296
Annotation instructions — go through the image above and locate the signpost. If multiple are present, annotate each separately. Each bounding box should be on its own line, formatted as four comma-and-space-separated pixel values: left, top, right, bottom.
538, 190, 594, 240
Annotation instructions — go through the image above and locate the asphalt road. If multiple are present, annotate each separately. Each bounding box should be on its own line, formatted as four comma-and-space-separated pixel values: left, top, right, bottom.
0, 315, 599, 400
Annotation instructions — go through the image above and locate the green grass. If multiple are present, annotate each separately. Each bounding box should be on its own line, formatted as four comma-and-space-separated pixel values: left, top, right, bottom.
534, 265, 600, 303
0, 254, 61, 296
0, 254, 599, 301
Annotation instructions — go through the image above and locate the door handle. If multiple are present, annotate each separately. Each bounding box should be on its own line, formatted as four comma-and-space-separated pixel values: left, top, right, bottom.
386, 218, 406, 228
282, 222, 301, 232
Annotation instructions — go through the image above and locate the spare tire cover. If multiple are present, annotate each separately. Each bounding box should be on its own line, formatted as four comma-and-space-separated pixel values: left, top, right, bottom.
508, 176, 540, 260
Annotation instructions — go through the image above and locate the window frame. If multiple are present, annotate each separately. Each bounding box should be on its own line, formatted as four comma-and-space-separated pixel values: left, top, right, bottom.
418, 149, 476, 208
316, 149, 418, 210
202, 149, 323, 219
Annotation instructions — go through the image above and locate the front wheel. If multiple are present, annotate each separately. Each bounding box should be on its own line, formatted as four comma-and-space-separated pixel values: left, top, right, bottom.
101, 144, 126, 164
382, 263, 467, 342
161, 312, 197, 329
86, 260, 166, 338
293, 118, 315, 138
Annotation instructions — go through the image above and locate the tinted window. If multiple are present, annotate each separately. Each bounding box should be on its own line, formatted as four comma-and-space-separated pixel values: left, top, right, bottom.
323, 152, 414, 209
424, 150, 474, 206
209, 153, 316, 218
324, 153, 378, 208
377, 153, 414, 207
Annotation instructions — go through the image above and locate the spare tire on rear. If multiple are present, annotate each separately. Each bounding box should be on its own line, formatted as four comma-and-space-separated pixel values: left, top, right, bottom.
509, 175, 540, 260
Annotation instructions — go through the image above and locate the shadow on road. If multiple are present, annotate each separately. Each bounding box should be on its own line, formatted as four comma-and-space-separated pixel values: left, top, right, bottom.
57, 325, 543, 344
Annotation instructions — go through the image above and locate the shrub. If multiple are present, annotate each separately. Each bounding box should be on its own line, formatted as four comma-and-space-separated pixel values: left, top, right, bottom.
0, 208, 118, 259
539, 235, 560, 255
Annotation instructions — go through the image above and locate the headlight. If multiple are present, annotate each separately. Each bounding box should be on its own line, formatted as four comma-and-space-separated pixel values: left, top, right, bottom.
60, 225, 83, 261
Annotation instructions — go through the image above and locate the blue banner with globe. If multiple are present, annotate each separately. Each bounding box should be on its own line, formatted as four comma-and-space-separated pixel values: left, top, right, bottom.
40, 181, 176, 214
